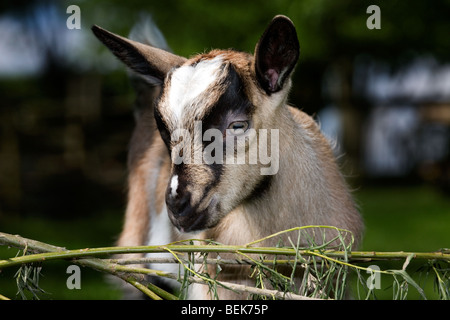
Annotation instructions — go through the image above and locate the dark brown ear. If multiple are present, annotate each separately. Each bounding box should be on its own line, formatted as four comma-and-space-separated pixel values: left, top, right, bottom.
92, 25, 186, 84
254, 15, 300, 94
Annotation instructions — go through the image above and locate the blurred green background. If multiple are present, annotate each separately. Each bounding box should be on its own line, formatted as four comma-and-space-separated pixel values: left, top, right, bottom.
0, 0, 449, 299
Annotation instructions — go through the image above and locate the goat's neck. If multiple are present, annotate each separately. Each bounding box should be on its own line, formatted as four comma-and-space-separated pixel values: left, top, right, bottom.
241, 106, 333, 244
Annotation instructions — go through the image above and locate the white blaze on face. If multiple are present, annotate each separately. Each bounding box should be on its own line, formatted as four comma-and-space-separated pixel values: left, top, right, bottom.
167, 55, 224, 121
170, 175, 179, 198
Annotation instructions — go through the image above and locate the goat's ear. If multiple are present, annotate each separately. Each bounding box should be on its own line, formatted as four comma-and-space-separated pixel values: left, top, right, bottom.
254, 15, 300, 94
92, 25, 186, 84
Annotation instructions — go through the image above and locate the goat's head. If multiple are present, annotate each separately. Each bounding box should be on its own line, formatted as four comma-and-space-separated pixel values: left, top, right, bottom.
92, 15, 300, 232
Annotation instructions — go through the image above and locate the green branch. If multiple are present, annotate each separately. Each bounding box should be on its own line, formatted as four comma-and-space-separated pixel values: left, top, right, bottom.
1, 231, 449, 300
2, 232, 449, 270
0, 232, 317, 300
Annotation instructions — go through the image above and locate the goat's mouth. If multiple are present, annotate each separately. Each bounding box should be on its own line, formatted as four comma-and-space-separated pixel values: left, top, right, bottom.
167, 195, 220, 233
168, 209, 208, 233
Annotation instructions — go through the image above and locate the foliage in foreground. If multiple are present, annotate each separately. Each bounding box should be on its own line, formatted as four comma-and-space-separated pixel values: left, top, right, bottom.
0, 226, 449, 300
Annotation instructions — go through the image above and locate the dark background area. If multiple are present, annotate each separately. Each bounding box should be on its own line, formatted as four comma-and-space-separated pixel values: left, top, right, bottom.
0, 0, 449, 299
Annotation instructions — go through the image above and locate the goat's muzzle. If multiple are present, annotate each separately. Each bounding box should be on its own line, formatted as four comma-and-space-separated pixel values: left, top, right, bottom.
166, 190, 218, 233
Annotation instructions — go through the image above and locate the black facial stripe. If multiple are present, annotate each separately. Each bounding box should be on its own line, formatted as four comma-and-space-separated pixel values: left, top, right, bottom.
154, 103, 171, 150
171, 163, 222, 211
243, 174, 273, 204
205, 163, 223, 188
199, 63, 253, 180
201, 63, 254, 159
201, 63, 254, 134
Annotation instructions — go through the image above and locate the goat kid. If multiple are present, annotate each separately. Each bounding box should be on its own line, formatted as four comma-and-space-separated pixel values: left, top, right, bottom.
92, 15, 363, 299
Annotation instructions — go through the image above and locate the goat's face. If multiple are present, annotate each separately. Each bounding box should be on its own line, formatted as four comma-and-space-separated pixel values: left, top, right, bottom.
92, 15, 299, 232
155, 53, 268, 232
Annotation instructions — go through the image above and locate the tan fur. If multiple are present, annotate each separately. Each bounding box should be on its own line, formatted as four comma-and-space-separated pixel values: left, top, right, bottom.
116, 68, 363, 298
94, 16, 363, 300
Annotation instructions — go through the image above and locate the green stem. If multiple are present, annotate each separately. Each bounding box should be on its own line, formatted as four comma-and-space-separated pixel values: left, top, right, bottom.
1, 231, 449, 300
1, 232, 449, 271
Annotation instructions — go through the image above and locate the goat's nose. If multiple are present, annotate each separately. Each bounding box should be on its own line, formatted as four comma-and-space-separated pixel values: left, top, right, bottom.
166, 191, 192, 217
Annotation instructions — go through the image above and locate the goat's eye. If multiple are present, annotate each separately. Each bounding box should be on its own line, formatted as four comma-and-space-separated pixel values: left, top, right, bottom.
227, 121, 249, 134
